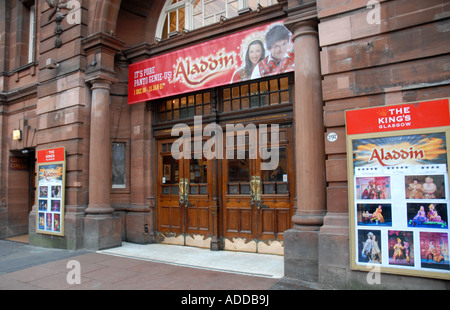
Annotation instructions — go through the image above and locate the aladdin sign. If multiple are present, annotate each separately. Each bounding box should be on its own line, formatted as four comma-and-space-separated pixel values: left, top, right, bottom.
368, 146, 425, 167
128, 20, 294, 104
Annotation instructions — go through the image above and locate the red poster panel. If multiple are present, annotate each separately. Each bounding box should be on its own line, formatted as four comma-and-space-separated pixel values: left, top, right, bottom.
37, 147, 65, 163
128, 20, 295, 104
346, 99, 450, 135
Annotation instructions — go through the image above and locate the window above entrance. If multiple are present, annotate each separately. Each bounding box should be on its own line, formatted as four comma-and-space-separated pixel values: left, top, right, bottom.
158, 91, 212, 122
155, 74, 292, 123
156, 0, 277, 40
222, 76, 290, 112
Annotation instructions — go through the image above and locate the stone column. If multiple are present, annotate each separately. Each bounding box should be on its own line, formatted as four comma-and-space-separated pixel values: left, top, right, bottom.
82, 33, 124, 250
86, 79, 114, 214
284, 16, 326, 282
83, 77, 121, 250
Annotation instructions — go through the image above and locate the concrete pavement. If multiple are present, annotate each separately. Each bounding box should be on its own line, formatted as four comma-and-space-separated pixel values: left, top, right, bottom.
0, 240, 315, 291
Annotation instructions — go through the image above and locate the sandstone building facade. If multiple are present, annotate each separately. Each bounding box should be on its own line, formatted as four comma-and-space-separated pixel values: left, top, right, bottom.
0, 0, 449, 289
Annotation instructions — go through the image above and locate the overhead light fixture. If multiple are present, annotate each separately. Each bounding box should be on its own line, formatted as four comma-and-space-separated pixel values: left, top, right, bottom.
12, 129, 22, 141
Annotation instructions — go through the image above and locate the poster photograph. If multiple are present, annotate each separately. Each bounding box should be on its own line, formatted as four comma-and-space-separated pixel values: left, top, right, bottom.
36, 148, 66, 236
388, 230, 414, 267
346, 98, 450, 280
356, 176, 391, 199
358, 229, 382, 264
420, 232, 449, 271
407, 203, 448, 229
357, 203, 392, 226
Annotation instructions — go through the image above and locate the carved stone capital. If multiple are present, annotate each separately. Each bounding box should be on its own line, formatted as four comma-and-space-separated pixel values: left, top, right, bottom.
82, 32, 124, 80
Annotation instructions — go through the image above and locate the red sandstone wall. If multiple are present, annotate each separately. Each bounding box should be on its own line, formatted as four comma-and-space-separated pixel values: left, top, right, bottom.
0, 1, 40, 237
318, 0, 450, 214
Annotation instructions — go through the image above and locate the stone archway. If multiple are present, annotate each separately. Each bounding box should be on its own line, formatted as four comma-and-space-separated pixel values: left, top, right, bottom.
87, 0, 122, 36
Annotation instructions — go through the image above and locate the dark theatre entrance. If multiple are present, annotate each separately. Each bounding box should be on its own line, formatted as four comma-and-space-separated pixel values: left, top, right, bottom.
3, 149, 35, 243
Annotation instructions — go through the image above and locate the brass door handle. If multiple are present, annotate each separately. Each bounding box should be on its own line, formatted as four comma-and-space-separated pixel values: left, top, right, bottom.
250, 175, 261, 204
179, 178, 189, 205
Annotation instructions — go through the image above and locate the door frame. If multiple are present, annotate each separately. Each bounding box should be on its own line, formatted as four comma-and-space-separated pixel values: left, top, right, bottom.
220, 124, 294, 254
156, 137, 217, 248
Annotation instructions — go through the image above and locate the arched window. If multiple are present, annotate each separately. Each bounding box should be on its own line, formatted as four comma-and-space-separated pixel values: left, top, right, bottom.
156, 0, 277, 40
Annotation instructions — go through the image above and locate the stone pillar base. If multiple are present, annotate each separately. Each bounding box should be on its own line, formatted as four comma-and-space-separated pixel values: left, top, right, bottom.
84, 214, 121, 250
125, 211, 154, 244
318, 212, 349, 288
284, 228, 319, 282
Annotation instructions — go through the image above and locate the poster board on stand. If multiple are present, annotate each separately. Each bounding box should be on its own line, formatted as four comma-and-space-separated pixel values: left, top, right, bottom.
36, 147, 66, 236
345, 98, 450, 280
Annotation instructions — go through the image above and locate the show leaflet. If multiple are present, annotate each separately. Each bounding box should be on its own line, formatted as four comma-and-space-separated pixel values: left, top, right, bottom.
346, 98, 450, 280
36, 147, 66, 236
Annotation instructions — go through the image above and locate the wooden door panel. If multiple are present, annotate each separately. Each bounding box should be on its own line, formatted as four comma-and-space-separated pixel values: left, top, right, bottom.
224, 208, 239, 233
259, 208, 290, 239
240, 209, 253, 233
159, 204, 183, 232
224, 207, 253, 235
159, 205, 171, 230
186, 205, 210, 232
276, 209, 291, 233
260, 209, 275, 234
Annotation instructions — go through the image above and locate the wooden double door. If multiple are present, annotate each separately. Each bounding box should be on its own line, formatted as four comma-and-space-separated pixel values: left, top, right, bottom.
156, 126, 294, 253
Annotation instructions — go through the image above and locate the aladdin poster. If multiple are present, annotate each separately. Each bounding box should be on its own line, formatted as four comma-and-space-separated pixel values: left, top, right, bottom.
346, 99, 450, 280
36, 148, 66, 236
128, 20, 294, 104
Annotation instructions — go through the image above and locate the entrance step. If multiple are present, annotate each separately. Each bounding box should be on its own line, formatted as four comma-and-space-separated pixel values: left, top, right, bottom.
98, 242, 284, 278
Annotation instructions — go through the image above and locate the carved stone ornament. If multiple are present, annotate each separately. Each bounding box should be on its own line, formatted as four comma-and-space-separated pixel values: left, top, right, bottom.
46, 0, 70, 48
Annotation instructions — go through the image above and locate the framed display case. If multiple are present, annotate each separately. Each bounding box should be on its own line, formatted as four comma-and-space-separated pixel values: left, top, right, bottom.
346, 99, 450, 280
36, 147, 66, 236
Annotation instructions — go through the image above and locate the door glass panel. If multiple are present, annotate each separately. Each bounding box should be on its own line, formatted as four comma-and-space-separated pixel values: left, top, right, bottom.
162, 155, 179, 195
189, 158, 207, 183
228, 149, 249, 182
261, 146, 288, 194
227, 149, 250, 194
189, 158, 207, 195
